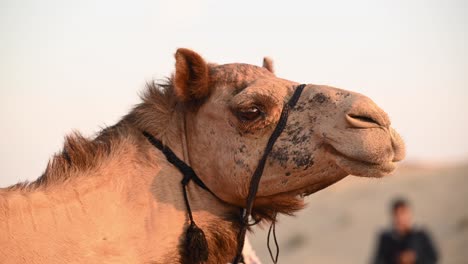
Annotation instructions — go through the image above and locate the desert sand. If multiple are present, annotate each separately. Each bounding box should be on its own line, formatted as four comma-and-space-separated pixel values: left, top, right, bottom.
249, 162, 468, 264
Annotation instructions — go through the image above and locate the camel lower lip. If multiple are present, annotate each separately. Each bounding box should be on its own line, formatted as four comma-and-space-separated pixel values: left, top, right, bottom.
334, 152, 396, 177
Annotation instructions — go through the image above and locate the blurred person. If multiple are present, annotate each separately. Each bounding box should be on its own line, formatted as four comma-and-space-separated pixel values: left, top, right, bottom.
372, 198, 438, 264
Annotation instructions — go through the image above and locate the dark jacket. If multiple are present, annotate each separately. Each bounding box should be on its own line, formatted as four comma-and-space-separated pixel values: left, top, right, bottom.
372, 227, 438, 264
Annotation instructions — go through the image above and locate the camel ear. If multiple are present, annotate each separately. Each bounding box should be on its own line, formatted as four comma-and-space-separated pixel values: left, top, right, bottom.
174, 48, 211, 103
262, 57, 274, 73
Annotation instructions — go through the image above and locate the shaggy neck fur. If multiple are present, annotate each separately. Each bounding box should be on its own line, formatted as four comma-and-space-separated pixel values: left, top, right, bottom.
0, 82, 243, 263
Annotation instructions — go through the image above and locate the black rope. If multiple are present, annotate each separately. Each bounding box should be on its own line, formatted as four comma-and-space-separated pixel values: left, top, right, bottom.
267, 212, 279, 263
142, 131, 210, 263
232, 84, 306, 264
142, 131, 212, 194
182, 182, 194, 223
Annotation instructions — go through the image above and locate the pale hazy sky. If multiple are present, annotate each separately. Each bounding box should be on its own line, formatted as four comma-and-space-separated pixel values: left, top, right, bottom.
1, 0, 467, 186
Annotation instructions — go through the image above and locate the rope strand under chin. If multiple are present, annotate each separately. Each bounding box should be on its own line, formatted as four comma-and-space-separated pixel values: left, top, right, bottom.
267, 212, 279, 264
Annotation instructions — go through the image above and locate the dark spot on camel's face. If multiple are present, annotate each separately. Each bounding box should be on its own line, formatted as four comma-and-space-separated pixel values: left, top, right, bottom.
234, 156, 251, 172
293, 103, 305, 112
291, 132, 310, 145
292, 154, 314, 169
311, 93, 328, 104
261, 96, 320, 173
270, 134, 315, 170
270, 146, 290, 167
286, 121, 302, 136
308, 115, 317, 124
284, 120, 311, 145
238, 145, 247, 153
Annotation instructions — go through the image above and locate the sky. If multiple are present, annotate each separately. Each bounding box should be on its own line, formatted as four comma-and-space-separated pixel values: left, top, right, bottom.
1, 0, 467, 186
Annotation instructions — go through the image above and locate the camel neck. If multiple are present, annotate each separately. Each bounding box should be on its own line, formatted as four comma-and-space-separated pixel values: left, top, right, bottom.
131, 149, 241, 262
0, 118, 242, 263
0, 176, 125, 244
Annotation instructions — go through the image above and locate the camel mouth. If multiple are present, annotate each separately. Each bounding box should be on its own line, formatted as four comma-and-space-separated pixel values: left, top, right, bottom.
329, 147, 397, 178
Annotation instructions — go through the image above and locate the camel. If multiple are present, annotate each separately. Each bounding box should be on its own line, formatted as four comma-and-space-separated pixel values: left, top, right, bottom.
0, 48, 405, 264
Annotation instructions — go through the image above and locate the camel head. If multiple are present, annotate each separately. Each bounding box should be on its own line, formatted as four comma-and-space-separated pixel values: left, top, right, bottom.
172, 48, 405, 215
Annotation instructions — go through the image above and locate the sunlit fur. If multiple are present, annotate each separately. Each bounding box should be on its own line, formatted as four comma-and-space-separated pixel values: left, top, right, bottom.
0, 48, 405, 263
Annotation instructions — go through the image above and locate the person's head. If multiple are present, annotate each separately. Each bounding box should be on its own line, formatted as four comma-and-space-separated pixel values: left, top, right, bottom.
391, 198, 412, 233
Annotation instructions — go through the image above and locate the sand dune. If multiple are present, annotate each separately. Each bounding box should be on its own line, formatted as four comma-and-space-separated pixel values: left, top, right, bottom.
249, 162, 468, 264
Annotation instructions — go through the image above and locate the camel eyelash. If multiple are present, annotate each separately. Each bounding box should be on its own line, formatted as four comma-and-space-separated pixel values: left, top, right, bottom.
233, 103, 266, 119
232, 106, 275, 135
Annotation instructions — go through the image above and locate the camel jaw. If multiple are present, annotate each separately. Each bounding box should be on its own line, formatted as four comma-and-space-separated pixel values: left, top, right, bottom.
294, 174, 348, 199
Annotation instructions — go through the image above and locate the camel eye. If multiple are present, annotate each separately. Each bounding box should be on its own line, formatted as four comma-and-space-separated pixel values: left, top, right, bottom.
237, 107, 263, 122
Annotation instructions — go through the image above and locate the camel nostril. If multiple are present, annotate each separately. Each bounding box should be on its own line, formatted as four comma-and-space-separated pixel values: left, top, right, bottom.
346, 114, 381, 128
349, 114, 379, 125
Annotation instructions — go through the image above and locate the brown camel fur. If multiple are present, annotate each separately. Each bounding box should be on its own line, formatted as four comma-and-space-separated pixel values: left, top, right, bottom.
0, 48, 405, 263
